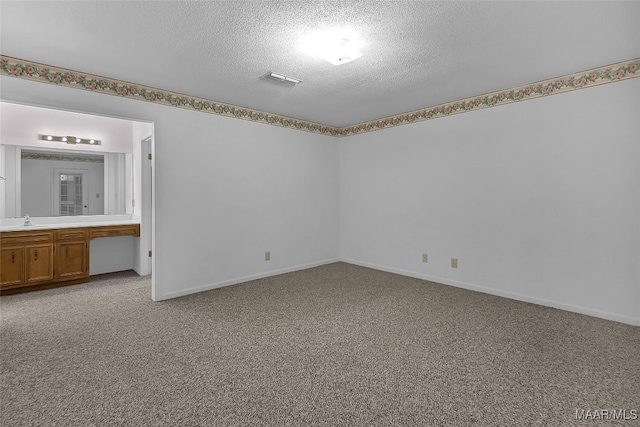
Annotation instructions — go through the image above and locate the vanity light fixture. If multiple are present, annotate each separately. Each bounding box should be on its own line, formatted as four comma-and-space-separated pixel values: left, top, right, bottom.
39, 134, 102, 146
262, 71, 302, 85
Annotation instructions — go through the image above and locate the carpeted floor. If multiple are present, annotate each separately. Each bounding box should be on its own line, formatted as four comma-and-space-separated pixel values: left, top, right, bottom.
1, 262, 638, 426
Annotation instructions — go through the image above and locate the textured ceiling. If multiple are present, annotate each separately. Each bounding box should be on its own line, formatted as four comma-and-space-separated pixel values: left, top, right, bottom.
1, 1, 639, 128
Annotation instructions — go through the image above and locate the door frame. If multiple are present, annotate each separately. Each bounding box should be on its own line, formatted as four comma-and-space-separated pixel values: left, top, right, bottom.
139, 136, 153, 278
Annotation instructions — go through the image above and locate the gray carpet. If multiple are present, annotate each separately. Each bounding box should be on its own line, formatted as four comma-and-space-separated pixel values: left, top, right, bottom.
1, 263, 638, 426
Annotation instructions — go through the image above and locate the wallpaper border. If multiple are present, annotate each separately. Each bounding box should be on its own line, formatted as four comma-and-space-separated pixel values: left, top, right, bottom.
340, 58, 640, 136
22, 151, 104, 163
0, 55, 339, 136
1, 55, 638, 137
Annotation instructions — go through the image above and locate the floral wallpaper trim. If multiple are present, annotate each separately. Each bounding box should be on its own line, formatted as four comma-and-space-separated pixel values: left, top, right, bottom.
22, 151, 104, 163
0, 56, 339, 137
338, 58, 640, 136
1, 55, 638, 137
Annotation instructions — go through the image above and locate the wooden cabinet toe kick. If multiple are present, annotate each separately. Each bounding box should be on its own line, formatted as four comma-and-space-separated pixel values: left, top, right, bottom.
1, 224, 140, 295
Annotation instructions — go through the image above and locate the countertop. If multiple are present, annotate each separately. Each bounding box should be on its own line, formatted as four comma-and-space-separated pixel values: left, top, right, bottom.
0, 219, 140, 232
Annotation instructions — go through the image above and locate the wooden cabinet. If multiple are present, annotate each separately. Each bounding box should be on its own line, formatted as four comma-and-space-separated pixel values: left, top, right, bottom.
55, 228, 89, 281
1, 224, 139, 294
1, 231, 54, 290
1, 246, 24, 287
25, 244, 54, 284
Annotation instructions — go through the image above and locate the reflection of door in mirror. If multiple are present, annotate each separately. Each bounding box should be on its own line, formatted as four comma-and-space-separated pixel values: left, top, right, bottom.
53, 169, 89, 216
19, 150, 105, 217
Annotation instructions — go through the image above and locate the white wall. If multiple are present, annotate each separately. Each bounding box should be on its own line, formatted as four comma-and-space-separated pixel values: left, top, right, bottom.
1, 76, 341, 300
340, 78, 640, 325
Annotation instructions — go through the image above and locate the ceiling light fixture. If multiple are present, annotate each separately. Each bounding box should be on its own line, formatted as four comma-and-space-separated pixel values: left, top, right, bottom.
39, 134, 102, 145
301, 30, 364, 66
262, 71, 302, 85
322, 38, 363, 66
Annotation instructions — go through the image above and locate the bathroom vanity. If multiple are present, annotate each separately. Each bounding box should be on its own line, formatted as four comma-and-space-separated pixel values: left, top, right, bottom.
0, 223, 140, 295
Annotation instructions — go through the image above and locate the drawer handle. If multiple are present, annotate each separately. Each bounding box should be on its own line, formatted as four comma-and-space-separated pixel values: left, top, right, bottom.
34, 250, 38, 261
11, 251, 15, 263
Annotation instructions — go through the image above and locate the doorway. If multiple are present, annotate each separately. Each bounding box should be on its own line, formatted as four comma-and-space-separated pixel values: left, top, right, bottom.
0, 101, 156, 298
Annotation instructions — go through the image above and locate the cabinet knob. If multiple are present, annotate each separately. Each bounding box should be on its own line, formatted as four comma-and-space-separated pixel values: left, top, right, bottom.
34, 250, 38, 261
11, 251, 15, 263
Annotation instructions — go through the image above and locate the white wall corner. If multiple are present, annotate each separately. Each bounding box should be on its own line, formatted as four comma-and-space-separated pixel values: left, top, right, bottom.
340, 258, 640, 327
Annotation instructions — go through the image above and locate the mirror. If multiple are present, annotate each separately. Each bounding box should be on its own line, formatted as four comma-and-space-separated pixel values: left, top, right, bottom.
1, 145, 133, 218
0, 101, 151, 221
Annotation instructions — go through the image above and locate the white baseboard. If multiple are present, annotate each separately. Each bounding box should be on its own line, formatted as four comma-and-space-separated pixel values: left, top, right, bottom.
340, 258, 640, 327
156, 258, 341, 301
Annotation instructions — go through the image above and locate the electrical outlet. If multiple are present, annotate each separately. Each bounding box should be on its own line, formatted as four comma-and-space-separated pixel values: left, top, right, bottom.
422, 253, 428, 263
265, 251, 270, 261
451, 258, 458, 268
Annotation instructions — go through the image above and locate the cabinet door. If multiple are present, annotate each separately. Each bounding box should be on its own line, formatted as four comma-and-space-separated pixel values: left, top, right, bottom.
25, 244, 54, 284
1, 246, 24, 288
56, 241, 88, 280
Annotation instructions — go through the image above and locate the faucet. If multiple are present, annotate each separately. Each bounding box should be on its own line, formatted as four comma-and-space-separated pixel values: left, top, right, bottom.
23, 214, 32, 226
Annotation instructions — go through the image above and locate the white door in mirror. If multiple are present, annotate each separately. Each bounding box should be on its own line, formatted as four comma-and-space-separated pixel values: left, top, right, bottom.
53, 169, 89, 216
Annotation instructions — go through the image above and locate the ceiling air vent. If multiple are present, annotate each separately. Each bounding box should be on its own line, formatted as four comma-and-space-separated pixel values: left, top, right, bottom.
262, 71, 301, 86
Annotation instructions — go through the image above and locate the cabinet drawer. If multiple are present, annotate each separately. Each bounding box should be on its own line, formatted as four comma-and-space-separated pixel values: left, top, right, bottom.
90, 225, 140, 239
0, 231, 54, 246
56, 229, 88, 241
